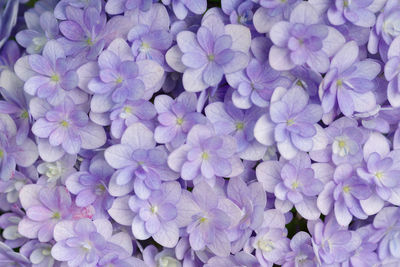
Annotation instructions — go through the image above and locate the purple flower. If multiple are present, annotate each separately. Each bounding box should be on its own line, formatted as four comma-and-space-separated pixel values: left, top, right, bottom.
205, 101, 267, 161
309, 216, 361, 265
226, 58, 291, 109
66, 156, 114, 219
385, 36, 400, 107
58, 6, 107, 60
283, 232, 316, 267
0, 114, 38, 180
16, 11, 59, 54
317, 163, 371, 226
129, 181, 181, 248
254, 86, 324, 160
268, 2, 345, 73
127, 5, 173, 67
326, 0, 377, 27
51, 219, 133, 266
110, 99, 156, 139
20, 240, 58, 267
0, 212, 27, 248
168, 124, 244, 185
154, 92, 206, 149
166, 14, 251, 92
205, 252, 260, 267
37, 154, 76, 185
0, 241, 30, 266
319, 41, 380, 117
105, 122, 178, 198
32, 97, 106, 155
251, 210, 290, 266
88, 38, 164, 113
161, 0, 206, 20
105, 0, 153, 14
24, 41, 78, 105
225, 177, 266, 253
176, 182, 239, 257
0, 0, 19, 49
257, 152, 323, 220
18, 185, 75, 242
222, 0, 255, 28
0, 170, 32, 207
357, 132, 400, 215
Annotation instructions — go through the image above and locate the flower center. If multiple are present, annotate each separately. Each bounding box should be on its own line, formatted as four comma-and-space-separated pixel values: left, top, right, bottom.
123, 106, 132, 114
199, 217, 208, 223
52, 212, 61, 219
208, 54, 215, 61
42, 248, 51, 256
0, 149, 3, 159
258, 239, 274, 252
86, 37, 93, 46
343, 0, 349, 7
60, 120, 69, 127
20, 110, 29, 119
286, 119, 295, 126
202, 152, 209, 160
375, 172, 384, 179
337, 79, 343, 87
95, 184, 106, 195
343, 185, 351, 193
176, 117, 184, 125
51, 74, 60, 82
236, 122, 244, 130
292, 181, 299, 189
140, 42, 151, 52
338, 140, 346, 148
116, 77, 123, 84
151, 205, 158, 214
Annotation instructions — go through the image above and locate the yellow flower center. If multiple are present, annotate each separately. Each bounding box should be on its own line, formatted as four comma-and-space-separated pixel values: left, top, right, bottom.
343, 185, 351, 193
86, 38, 93, 46
286, 119, 295, 126
338, 140, 346, 148
42, 249, 51, 256
236, 122, 244, 130
60, 120, 69, 127
208, 54, 215, 61
337, 79, 343, 86
52, 212, 61, 219
123, 106, 132, 114
375, 172, 384, 179
343, 0, 349, 7
0, 149, 3, 158
116, 77, 123, 84
176, 117, 184, 125
199, 217, 208, 223
202, 152, 209, 160
258, 240, 274, 252
151, 205, 158, 214
292, 181, 299, 189
51, 74, 60, 82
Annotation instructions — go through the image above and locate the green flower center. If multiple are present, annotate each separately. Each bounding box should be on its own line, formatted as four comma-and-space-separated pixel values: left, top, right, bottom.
151, 206, 158, 214
176, 117, 184, 125
375, 172, 384, 179
286, 119, 295, 126
116, 77, 123, 84
343, 185, 351, 193
208, 54, 215, 61
20, 111, 29, 119
60, 120, 69, 127
343, 0, 349, 7
86, 37, 93, 46
51, 74, 60, 82
199, 217, 208, 223
337, 79, 343, 86
0, 149, 3, 159
236, 122, 244, 130
292, 181, 299, 189
42, 249, 51, 256
123, 106, 132, 114
52, 212, 61, 219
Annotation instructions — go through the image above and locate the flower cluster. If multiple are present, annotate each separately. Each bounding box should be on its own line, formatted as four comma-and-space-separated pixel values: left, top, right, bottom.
0, 0, 400, 266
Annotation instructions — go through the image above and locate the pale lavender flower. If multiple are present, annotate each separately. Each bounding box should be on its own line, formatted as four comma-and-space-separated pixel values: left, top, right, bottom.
166, 14, 251, 92
54, 0, 101, 19
0, 241, 30, 266
283, 232, 316, 267
168, 124, 244, 185
357, 132, 400, 215
0, 40, 21, 72
37, 154, 76, 185
175, 182, 240, 257
225, 177, 266, 253
109, 99, 156, 139
317, 163, 371, 226
222, 0, 255, 28
309, 117, 367, 165
20, 240, 59, 267
58, 6, 107, 60
0, 170, 32, 207
24, 40, 78, 105
18, 185, 75, 242
257, 152, 323, 220
32, 97, 106, 155
385, 36, 400, 107
205, 252, 260, 267
226, 58, 291, 109
51, 219, 133, 266
154, 92, 206, 150
129, 181, 181, 248
105, 0, 153, 14
16, 11, 59, 54
268, 2, 345, 73
0, 212, 27, 248
161, 0, 207, 20
254, 86, 325, 160
251, 210, 290, 266
105, 123, 178, 198
205, 101, 267, 161
0, 0, 19, 49
319, 41, 380, 118
309, 216, 361, 265
326, 0, 377, 27
0, 114, 38, 180
66, 156, 114, 219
